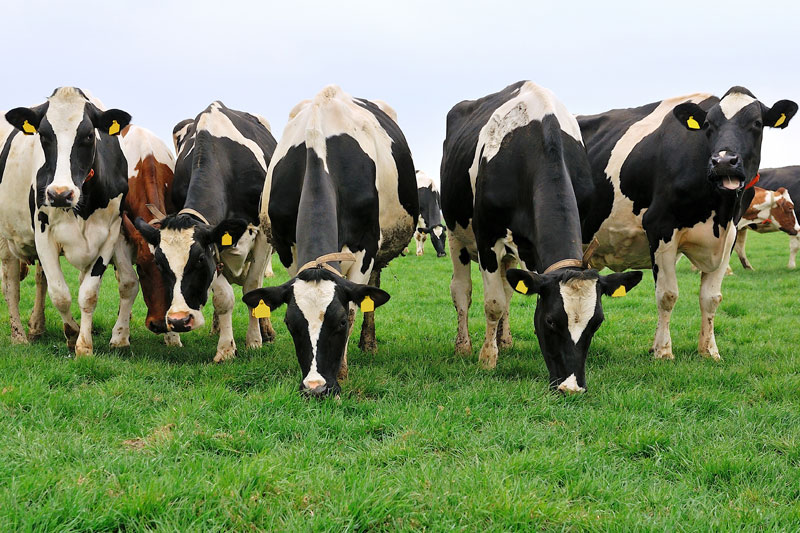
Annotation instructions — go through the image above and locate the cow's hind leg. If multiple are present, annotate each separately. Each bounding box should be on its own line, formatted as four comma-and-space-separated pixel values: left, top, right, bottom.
1, 248, 28, 344
734, 229, 753, 270
211, 275, 237, 363
450, 234, 473, 355
358, 269, 381, 355
788, 235, 800, 269
651, 240, 679, 360
27, 262, 47, 340
697, 230, 735, 361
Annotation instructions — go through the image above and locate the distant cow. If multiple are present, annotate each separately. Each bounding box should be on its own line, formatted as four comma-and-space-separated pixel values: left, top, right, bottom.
1, 87, 132, 354
413, 170, 446, 257
750, 167, 800, 269
732, 186, 799, 270
243, 85, 418, 397
441, 81, 642, 392
578, 87, 797, 361
134, 102, 277, 362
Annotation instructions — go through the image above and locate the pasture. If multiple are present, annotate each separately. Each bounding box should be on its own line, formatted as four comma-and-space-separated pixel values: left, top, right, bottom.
1, 233, 799, 531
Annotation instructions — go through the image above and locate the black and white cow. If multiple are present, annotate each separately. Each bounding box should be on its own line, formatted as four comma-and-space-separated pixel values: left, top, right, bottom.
441, 81, 642, 392
1, 87, 133, 354
752, 166, 800, 269
134, 101, 277, 362
242, 85, 418, 397
413, 170, 446, 257
577, 87, 797, 360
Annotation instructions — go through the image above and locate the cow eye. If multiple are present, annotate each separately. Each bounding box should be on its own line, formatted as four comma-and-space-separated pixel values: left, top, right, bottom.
753, 120, 763, 129
545, 316, 556, 329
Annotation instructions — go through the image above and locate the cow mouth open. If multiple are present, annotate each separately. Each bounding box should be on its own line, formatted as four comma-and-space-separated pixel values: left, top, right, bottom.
709, 172, 745, 191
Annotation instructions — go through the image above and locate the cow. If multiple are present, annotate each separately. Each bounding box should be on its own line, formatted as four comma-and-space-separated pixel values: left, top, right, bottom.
1, 87, 133, 354
732, 185, 800, 271
748, 167, 800, 269
242, 85, 418, 397
577, 87, 797, 361
441, 81, 642, 393
413, 170, 447, 257
133, 101, 277, 362
117, 124, 181, 346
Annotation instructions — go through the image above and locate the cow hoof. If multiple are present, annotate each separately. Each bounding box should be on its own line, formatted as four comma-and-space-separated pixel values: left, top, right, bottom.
213, 349, 237, 363
700, 350, 722, 362
164, 332, 182, 347
652, 347, 674, 360
109, 338, 130, 349
497, 336, 513, 350
788, 263, 796, 270
246, 339, 262, 350
26, 329, 43, 341
11, 331, 28, 344
478, 346, 498, 369
455, 341, 472, 356
75, 344, 93, 358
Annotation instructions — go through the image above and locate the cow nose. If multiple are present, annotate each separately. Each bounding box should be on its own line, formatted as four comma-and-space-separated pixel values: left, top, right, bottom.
146, 317, 167, 334
437, 251, 447, 258
46, 187, 75, 207
711, 152, 739, 167
301, 381, 330, 398
166, 312, 194, 332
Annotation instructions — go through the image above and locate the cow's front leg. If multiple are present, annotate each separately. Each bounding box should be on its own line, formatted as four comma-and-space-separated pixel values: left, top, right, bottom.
75, 255, 113, 357
27, 262, 47, 340
244, 233, 274, 348
415, 231, 426, 256
358, 269, 380, 354
211, 274, 236, 363
496, 257, 517, 350
450, 234, 473, 355
109, 240, 139, 348
478, 242, 507, 369
0, 248, 27, 344
651, 240, 679, 360
697, 230, 735, 361
788, 235, 800, 269
37, 240, 79, 350
733, 228, 753, 270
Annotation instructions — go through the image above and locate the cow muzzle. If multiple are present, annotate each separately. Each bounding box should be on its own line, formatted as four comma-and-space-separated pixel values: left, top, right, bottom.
300, 380, 340, 398
166, 311, 195, 332
708, 152, 745, 191
146, 317, 168, 334
46, 186, 78, 208
556, 374, 586, 394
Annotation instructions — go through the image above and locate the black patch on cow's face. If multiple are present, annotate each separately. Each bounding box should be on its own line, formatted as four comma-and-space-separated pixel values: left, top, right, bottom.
90, 257, 106, 277
37, 212, 49, 232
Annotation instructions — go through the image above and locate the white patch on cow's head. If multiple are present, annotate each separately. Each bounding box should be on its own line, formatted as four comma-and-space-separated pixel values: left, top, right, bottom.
293, 278, 338, 389
719, 92, 756, 119
559, 277, 598, 344
161, 227, 205, 326
44, 88, 90, 204
433, 226, 444, 238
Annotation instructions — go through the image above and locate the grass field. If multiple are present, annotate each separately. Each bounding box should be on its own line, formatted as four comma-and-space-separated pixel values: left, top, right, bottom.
1, 233, 799, 531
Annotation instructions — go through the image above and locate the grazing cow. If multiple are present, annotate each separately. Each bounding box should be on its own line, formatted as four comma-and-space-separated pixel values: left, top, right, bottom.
413, 170, 447, 257
117, 124, 181, 345
732, 186, 799, 271
242, 85, 418, 397
1, 87, 132, 354
441, 81, 642, 392
750, 167, 800, 269
134, 102, 277, 361
577, 87, 797, 361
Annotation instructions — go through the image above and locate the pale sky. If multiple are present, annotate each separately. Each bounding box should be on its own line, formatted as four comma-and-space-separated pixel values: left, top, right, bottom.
4, 0, 799, 182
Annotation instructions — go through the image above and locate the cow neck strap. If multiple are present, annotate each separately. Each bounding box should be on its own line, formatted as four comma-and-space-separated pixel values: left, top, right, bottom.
297, 252, 357, 278
542, 237, 600, 274
744, 173, 760, 190
178, 208, 210, 225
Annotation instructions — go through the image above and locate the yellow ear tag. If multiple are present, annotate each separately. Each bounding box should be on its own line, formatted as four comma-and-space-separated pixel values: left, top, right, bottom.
361, 295, 375, 313
252, 299, 270, 318
22, 120, 36, 135
774, 113, 786, 127
611, 285, 627, 298
221, 232, 232, 246
687, 116, 701, 130
108, 120, 120, 135
515, 280, 528, 294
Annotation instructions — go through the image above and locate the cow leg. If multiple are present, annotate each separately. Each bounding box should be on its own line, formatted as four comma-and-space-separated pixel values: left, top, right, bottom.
37, 242, 79, 351
415, 231, 426, 256
697, 231, 735, 361
450, 236, 473, 355
210, 312, 220, 335
478, 242, 507, 369
358, 269, 380, 354
109, 240, 139, 348
245, 232, 274, 348
211, 274, 237, 362
496, 257, 516, 350
788, 235, 800, 269
264, 250, 274, 278
0, 247, 27, 344
651, 242, 679, 360
734, 229, 753, 270
27, 262, 47, 340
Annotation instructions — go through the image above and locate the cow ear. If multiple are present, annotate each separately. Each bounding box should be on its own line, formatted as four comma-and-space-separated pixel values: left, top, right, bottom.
764, 100, 798, 129
506, 268, 543, 296
599, 270, 643, 297
673, 103, 707, 131
5, 107, 44, 135
95, 109, 132, 136
209, 219, 250, 248
242, 283, 292, 315
133, 217, 161, 246
346, 284, 390, 311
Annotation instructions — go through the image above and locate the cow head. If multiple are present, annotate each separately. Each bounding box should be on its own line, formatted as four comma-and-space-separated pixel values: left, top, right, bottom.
5, 87, 131, 209
242, 268, 390, 397
673, 87, 797, 193
506, 268, 643, 392
772, 188, 800, 236
122, 214, 171, 333
421, 224, 447, 257
133, 213, 249, 332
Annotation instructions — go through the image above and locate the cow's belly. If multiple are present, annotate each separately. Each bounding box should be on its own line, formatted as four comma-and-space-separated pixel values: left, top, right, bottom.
590, 206, 652, 272
678, 216, 735, 272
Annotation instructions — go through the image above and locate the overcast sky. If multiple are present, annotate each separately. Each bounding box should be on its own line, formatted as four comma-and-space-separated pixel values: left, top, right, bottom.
5, 0, 799, 183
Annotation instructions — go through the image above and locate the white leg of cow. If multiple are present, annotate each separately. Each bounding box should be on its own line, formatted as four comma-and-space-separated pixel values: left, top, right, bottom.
37, 241, 79, 351
734, 229, 753, 270
109, 241, 139, 348
697, 231, 735, 361
211, 274, 237, 363
788, 235, 800, 269
496, 257, 516, 350
415, 231, 425, 256
478, 242, 507, 369
449, 236, 472, 355
264, 249, 274, 278
245, 233, 274, 348
27, 262, 47, 340
651, 242, 679, 360
0, 247, 27, 344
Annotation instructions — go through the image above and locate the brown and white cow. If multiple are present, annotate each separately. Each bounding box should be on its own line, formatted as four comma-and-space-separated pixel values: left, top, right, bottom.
733, 186, 800, 270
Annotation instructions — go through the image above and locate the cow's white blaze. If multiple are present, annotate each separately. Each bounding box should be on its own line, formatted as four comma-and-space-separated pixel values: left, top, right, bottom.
160, 227, 204, 325
44, 88, 87, 203
433, 226, 444, 238
559, 278, 598, 344
293, 278, 338, 388
719, 92, 756, 119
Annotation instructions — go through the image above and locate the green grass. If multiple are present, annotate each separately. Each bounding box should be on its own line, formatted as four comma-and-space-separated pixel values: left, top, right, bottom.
1, 233, 800, 531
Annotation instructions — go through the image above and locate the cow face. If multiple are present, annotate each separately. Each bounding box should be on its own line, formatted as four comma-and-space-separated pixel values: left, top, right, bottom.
243, 268, 390, 397
134, 214, 249, 332
5, 88, 131, 209
772, 188, 800, 235
122, 214, 171, 333
506, 268, 643, 392
673, 88, 797, 193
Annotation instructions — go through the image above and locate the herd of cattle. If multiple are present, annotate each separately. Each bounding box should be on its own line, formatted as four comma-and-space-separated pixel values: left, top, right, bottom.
1, 83, 798, 396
